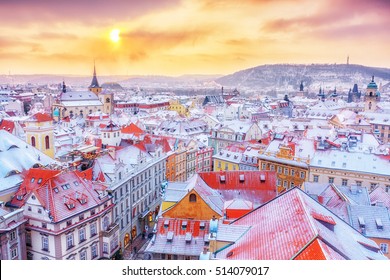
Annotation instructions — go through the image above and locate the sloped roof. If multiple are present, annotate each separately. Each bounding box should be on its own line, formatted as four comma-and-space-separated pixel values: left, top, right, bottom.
348, 205, 390, 239
121, 122, 144, 135
145, 217, 210, 256
0, 119, 15, 133
0, 130, 56, 191
26, 112, 53, 122
198, 171, 277, 208
215, 188, 387, 260
369, 187, 390, 209
10, 169, 109, 223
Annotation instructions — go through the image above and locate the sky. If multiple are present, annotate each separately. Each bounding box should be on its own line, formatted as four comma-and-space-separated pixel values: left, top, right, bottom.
0, 0, 389, 76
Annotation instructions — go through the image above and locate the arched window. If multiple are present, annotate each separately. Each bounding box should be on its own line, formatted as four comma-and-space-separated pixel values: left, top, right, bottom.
31, 136, 36, 147
369, 102, 372, 110
45, 136, 50, 149
189, 193, 197, 202
106, 98, 110, 103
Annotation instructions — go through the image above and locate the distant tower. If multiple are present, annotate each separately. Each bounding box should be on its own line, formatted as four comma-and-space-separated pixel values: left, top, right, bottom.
331, 87, 338, 102
364, 76, 380, 112
88, 62, 102, 95
25, 113, 55, 158
317, 87, 325, 102
347, 55, 349, 65
299, 81, 304, 92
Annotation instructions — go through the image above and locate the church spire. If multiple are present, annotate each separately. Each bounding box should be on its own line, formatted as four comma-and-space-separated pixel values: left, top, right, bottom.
90, 61, 100, 88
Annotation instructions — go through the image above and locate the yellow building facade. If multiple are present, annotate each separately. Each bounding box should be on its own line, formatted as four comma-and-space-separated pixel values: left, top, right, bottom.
24, 113, 55, 159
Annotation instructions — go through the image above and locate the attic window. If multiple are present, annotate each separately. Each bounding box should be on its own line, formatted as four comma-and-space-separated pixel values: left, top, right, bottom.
200, 222, 205, 230
53, 187, 59, 193
74, 181, 79, 186
37, 178, 42, 184
260, 174, 266, 182
342, 162, 347, 168
61, 184, 70, 190
16, 194, 24, 200
220, 175, 226, 183
189, 194, 197, 202
239, 174, 245, 182
182, 221, 188, 230
167, 231, 174, 242
31, 178, 35, 183
376, 218, 383, 230
164, 220, 170, 228
66, 202, 75, 210
358, 217, 365, 228
331, 161, 335, 167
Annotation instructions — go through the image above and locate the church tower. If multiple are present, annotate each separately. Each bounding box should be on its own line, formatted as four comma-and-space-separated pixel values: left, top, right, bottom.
364, 76, 380, 112
24, 113, 55, 158
88, 63, 102, 95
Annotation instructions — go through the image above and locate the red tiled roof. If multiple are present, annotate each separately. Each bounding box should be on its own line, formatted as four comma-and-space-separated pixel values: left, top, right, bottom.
216, 188, 385, 260
28, 113, 53, 122
198, 171, 277, 207
10, 168, 109, 222
121, 123, 144, 135
0, 119, 15, 133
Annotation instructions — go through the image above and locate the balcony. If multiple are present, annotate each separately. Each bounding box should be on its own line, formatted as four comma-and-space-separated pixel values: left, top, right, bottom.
102, 223, 119, 238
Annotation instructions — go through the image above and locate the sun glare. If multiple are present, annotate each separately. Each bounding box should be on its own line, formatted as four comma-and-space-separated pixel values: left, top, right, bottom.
110, 29, 120, 43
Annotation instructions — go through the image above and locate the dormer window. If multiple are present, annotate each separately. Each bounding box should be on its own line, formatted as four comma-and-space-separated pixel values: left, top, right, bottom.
182, 221, 188, 230
376, 218, 383, 230
358, 217, 365, 229
37, 178, 42, 184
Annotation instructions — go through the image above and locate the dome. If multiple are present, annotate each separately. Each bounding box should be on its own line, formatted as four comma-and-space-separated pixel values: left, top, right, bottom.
367, 76, 378, 89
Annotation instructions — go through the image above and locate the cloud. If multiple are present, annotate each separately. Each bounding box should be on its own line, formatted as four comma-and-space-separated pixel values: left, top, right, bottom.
0, 0, 180, 27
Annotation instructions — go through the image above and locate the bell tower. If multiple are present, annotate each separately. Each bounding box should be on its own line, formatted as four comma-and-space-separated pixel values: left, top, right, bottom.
364, 76, 379, 112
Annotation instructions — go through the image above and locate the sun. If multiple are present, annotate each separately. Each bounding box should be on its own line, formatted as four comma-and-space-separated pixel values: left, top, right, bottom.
110, 29, 120, 43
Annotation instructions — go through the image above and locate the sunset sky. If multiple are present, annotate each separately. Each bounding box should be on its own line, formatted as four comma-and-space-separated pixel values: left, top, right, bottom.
1, 0, 389, 76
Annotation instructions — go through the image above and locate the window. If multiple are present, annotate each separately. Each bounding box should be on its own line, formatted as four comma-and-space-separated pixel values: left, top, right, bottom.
356, 181, 362, 187
380, 243, 388, 254
38, 208, 42, 214
189, 193, 197, 202
284, 168, 288, 175
10, 230, 16, 241
300, 172, 305, 179
80, 250, 87, 260
79, 228, 86, 243
79, 214, 84, 221
277, 179, 281, 186
42, 236, 49, 251
45, 135, 50, 149
283, 181, 287, 188
277, 166, 282, 173
42, 222, 47, 228
385, 185, 390, 193
103, 216, 110, 231
261, 163, 266, 170
66, 220, 72, 227
90, 223, 97, 237
313, 175, 319, 183
103, 242, 109, 253
31, 136, 36, 147
290, 182, 295, 188
328, 177, 334, 184
370, 183, 377, 191
11, 247, 18, 259
270, 165, 275, 171
341, 179, 348, 186
291, 169, 295, 176
28, 206, 32, 211
66, 234, 74, 249
91, 243, 98, 259
26, 231, 32, 247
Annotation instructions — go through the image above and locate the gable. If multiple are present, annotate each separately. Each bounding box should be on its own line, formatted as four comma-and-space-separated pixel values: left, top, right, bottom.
162, 189, 222, 220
